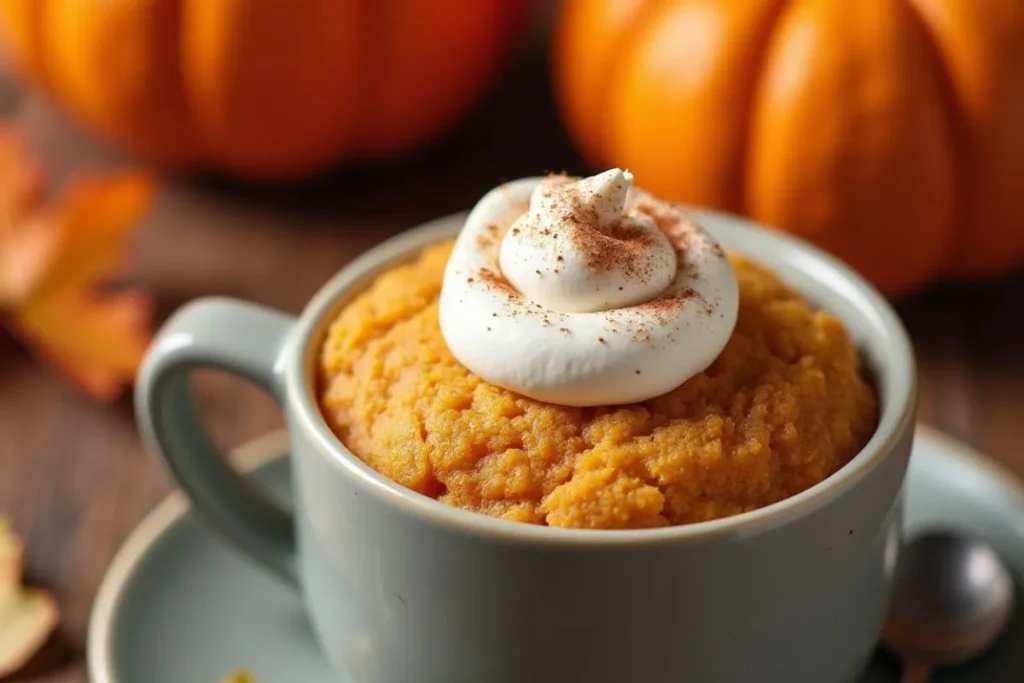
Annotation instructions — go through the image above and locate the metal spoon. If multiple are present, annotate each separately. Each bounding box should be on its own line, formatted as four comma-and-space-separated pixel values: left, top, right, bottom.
882, 531, 1015, 683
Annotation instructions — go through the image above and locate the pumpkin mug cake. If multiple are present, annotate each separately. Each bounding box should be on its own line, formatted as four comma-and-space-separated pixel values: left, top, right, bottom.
318, 170, 877, 529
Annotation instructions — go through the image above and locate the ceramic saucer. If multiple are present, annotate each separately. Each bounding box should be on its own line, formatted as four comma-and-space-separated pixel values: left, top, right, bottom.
87, 426, 1024, 683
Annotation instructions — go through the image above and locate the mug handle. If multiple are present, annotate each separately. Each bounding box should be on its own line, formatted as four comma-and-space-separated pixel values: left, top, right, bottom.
134, 297, 299, 587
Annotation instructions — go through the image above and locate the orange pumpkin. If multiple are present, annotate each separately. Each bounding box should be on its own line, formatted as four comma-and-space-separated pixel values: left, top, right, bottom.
0, 0, 530, 180
553, 0, 1024, 295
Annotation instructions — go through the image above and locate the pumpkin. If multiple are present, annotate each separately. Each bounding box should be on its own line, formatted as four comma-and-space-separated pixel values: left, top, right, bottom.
0, 0, 530, 180
553, 0, 1024, 295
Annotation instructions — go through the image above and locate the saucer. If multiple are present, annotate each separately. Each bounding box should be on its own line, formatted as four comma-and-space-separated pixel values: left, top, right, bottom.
88, 426, 1024, 683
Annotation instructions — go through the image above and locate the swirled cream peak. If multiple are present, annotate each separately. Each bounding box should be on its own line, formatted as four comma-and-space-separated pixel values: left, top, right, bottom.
500, 169, 676, 313
439, 170, 739, 407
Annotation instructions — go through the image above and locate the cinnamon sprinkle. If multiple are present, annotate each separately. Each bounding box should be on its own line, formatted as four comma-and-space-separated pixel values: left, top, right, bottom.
476, 265, 570, 324
477, 223, 501, 250
565, 190, 655, 281
478, 267, 517, 298
634, 199, 699, 257
518, 180, 687, 293
471, 176, 717, 336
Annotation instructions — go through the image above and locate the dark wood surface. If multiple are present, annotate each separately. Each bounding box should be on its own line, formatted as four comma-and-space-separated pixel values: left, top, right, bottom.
0, 45, 1022, 683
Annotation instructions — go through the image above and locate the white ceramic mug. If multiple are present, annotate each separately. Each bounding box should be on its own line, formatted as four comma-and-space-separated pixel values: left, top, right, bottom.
136, 209, 916, 683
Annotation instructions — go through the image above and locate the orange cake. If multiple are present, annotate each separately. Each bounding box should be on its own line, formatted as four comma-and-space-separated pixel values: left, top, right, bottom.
318, 238, 878, 529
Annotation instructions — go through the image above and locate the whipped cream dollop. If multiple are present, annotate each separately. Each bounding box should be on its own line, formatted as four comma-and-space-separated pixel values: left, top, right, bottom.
439, 169, 739, 406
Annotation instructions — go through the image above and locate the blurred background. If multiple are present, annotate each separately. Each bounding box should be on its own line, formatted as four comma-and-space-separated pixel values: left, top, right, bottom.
0, 1, 1021, 680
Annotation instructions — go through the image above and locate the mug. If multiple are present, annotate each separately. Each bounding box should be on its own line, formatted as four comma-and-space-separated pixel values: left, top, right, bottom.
135, 209, 916, 683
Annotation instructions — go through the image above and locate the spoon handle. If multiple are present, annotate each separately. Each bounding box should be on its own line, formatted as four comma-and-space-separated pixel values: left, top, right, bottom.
901, 660, 933, 683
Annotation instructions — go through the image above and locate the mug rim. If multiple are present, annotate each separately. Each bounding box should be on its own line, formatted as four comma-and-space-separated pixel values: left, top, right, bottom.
286, 207, 916, 547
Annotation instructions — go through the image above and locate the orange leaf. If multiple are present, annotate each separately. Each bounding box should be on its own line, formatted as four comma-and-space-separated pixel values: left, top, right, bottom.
22, 172, 156, 307
0, 125, 157, 400
10, 289, 154, 402
0, 125, 43, 218
0, 128, 54, 307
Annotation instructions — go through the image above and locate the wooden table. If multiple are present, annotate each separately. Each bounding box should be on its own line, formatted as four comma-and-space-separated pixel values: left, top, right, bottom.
0, 47, 1022, 683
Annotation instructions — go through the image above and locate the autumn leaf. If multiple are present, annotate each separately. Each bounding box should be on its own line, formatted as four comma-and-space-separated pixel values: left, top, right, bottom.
0, 518, 59, 678
0, 125, 156, 400
0, 126, 48, 307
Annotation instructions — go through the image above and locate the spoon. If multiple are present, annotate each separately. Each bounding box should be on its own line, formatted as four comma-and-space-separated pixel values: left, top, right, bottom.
882, 531, 1015, 683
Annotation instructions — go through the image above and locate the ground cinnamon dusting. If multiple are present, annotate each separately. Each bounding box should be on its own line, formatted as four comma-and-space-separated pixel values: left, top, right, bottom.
478, 267, 517, 298
476, 223, 502, 251
565, 190, 656, 282
478, 265, 571, 325
470, 177, 717, 338
634, 200, 698, 258
522, 179, 669, 288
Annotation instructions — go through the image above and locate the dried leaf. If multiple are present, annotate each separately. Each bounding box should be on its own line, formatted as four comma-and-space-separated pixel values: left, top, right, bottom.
19, 173, 155, 307
0, 126, 156, 400
0, 129, 51, 307
11, 289, 152, 401
0, 519, 59, 678
0, 587, 58, 677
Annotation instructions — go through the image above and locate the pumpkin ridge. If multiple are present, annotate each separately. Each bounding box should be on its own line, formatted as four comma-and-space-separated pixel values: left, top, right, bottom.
181, 0, 365, 178
900, 0, 968, 280
730, 0, 791, 216
553, 0, 671, 169
598, 0, 676, 169
0, 0, 49, 85
352, 1, 514, 158
43, 0, 202, 166
744, 0, 957, 295
903, 0, 1024, 279
607, 0, 791, 211
598, 0, 679, 169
